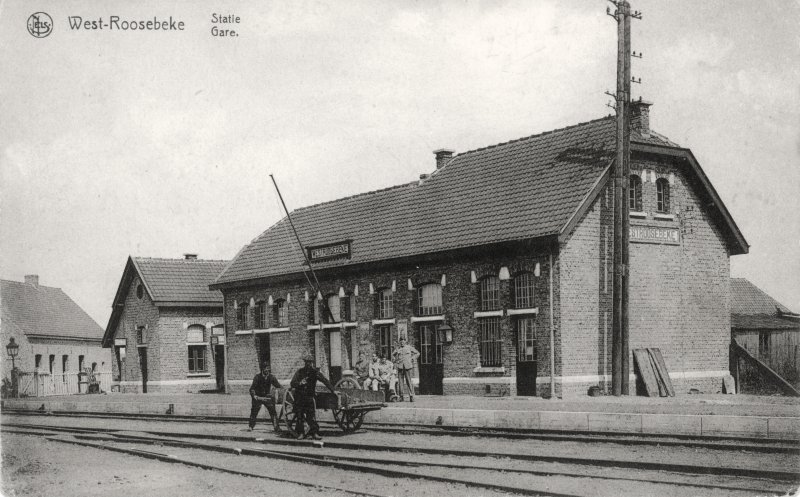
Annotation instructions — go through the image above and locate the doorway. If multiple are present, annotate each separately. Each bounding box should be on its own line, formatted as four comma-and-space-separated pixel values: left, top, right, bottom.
328, 330, 342, 386
257, 334, 271, 369
214, 345, 225, 391
139, 348, 148, 393
515, 318, 537, 396
417, 324, 443, 395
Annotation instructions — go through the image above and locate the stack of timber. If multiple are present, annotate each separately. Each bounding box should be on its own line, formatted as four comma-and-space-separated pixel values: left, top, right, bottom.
633, 348, 676, 397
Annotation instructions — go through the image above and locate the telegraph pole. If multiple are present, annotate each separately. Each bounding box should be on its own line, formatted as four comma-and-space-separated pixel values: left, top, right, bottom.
607, 1, 641, 396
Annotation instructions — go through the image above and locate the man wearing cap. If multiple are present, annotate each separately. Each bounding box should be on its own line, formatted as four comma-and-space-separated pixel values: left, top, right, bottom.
392, 337, 420, 402
248, 362, 283, 432
290, 355, 336, 440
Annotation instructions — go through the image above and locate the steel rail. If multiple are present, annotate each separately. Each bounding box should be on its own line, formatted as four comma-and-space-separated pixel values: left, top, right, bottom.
5, 409, 798, 453
4, 421, 798, 483
43, 433, 383, 497
15, 428, 580, 497
3, 425, 790, 496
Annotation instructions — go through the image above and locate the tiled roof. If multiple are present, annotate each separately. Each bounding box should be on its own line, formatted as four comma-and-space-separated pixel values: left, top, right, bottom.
731, 314, 799, 331
730, 278, 792, 315
216, 117, 624, 285
132, 257, 228, 304
1, 279, 104, 340
216, 116, 725, 285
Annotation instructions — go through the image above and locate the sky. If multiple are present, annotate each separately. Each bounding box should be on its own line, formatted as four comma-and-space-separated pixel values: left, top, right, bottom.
1, 0, 798, 328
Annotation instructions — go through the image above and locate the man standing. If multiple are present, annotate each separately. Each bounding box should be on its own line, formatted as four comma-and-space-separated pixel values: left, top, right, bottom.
290, 355, 336, 440
392, 337, 420, 402
248, 362, 283, 432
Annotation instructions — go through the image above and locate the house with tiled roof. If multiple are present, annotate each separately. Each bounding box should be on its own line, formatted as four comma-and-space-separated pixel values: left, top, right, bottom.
102, 255, 228, 393
1, 275, 110, 394
730, 278, 799, 384
212, 103, 748, 397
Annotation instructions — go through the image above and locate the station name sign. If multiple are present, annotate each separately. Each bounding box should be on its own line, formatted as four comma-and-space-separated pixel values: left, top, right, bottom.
629, 225, 680, 245
307, 240, 352, 262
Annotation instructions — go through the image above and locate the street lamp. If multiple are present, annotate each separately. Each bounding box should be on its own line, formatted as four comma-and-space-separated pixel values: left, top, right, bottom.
437, 324, 453, 344
6, 337, 19, 398
6, 337, 19, 369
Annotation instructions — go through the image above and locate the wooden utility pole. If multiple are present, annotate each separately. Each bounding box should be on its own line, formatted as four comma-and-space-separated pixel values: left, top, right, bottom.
609, 0, 640, 396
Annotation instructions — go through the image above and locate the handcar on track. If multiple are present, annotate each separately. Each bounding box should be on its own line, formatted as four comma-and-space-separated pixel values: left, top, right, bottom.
278, 381, 386, 435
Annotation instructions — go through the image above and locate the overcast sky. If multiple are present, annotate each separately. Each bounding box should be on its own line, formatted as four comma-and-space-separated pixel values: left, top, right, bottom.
1, 0, 798, 328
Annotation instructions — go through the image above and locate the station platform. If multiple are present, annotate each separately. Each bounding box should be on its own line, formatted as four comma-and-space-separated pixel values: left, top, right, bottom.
3, 392, 799, 440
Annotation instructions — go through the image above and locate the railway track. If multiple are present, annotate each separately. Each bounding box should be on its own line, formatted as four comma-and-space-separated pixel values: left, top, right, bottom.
3, 418, 797, 497
4, 407, 798, 454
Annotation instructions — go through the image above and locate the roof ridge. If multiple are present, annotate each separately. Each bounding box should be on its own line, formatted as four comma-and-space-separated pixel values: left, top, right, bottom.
0, 279, 61, 290
292, 181, 417, 214
455, 115, 614, 159
132, 257, 229, 263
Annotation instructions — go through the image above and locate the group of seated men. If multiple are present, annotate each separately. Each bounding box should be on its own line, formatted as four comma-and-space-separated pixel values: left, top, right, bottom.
354, 352, 397, 397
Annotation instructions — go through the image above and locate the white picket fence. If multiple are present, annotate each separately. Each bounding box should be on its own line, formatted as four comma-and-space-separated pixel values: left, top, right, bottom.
16, 371, 114, 397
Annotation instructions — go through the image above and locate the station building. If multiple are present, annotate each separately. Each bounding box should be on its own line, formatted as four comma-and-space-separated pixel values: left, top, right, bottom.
102, 255, 228, 394
211, 103, 748, 397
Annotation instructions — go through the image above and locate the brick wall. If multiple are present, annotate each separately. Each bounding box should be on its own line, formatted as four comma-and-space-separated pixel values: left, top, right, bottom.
559, 184, 613, 397
220, 156, 734, 398
222, 245, 555, 395
628, 157, 731, 394
557, 155, 732, 396
110, 275, 223, 394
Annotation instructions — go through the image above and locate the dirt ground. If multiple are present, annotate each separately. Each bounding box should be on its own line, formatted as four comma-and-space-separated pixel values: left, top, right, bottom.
0, 433, 348, 497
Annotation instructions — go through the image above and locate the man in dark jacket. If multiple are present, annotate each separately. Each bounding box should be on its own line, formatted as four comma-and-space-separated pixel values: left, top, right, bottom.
290, 355, 335, 440
249, 362, 283, 432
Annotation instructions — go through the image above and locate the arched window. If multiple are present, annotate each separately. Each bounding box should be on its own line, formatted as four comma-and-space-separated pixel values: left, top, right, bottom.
629, 174, 642, 212
326, 294, 341, 323
309, 296, 320, 324
513, 272, 535, 308
272, 299, 288, 327
236, 302, 249, 330
480, 276, 500, 311
342, 293, 357, 322
255, 301, 268, 329
417, 284, 443, 316
656, 178, 670, 213
378, 288, 394, 319
187, 324, 207, 373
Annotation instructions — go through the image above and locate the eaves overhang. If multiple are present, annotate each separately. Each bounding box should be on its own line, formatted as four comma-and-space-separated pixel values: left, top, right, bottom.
631, 142, 749, 256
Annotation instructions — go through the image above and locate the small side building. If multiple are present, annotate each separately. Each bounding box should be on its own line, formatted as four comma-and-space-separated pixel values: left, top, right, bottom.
731, 278, 799, 386
1, 275, 110, 395
101, 255, 228, 394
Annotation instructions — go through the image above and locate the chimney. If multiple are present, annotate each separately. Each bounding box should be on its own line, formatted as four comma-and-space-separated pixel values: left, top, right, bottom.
630, 99, 653, 137
433, 149, 454, 169
24, 274, 39, 287
184, 253, 198, 260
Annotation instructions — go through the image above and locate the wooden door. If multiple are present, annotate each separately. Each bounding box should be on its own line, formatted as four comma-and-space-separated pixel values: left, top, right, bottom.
139, 349, 148, 393
214, 345, 225, 391
328, 330, 342, 385
257, 334, 271, 369
417, 324, 443, 395
516, 318, 537, 396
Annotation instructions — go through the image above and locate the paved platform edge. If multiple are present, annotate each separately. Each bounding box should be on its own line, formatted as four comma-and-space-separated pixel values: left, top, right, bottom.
3, 398, 799, 440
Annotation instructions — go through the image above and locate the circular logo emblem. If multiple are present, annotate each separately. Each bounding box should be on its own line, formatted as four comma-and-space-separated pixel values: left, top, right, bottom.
27, 12, 53, 38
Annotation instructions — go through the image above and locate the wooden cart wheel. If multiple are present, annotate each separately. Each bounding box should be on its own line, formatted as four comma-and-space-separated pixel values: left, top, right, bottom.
332, 409, 366, 433
350, 411, 366, 431
331, 405, 347, 431
282, 389, 304, 437
335, 376, 361, 390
